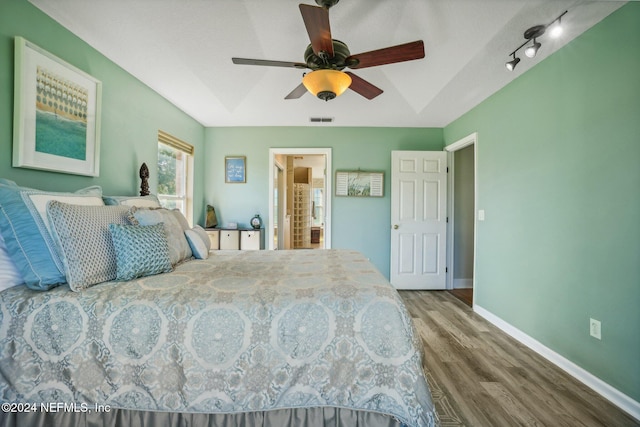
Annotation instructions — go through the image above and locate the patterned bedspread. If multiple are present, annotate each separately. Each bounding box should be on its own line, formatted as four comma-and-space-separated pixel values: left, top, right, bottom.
0, 249, 437, 426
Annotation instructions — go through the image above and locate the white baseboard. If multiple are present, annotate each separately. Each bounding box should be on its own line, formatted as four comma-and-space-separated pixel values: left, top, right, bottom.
453, 279, 473, 289
474, 304, 640, 422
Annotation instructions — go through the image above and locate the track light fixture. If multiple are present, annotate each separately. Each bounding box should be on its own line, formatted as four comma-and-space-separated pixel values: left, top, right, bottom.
524, 39, 541, 58
505, 54, 520, 71
505, 10, 567, 71
549, 14, 564, 38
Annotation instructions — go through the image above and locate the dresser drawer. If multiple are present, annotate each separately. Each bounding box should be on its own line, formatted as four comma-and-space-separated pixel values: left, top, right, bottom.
219, 229, 240, 250
240, 229, 261, 250
205, 229, 219, 250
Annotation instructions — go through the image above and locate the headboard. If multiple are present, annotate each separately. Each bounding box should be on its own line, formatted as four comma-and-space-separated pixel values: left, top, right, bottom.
139, 163, 150, 196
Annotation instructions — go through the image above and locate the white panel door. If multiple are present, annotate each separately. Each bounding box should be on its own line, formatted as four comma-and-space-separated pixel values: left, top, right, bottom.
390, 151, 447, 289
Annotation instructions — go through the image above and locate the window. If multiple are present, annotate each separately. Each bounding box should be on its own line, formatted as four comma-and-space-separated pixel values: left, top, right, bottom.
312, 188, 323, 227
157, 130, 194, 224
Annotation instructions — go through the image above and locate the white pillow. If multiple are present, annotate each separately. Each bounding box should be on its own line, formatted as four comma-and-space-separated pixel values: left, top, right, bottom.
0, 234, 25, 291
103, 194, 161, 208
26, 185, 104, 234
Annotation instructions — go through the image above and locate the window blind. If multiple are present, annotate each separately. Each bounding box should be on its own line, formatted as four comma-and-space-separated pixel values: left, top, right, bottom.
158, 130, 194, 156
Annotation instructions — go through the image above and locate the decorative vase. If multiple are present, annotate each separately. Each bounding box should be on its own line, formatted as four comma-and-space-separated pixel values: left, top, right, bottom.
250, 214, 262, 230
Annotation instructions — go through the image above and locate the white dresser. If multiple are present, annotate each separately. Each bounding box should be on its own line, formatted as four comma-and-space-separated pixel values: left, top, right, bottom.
206, 228, 263, 250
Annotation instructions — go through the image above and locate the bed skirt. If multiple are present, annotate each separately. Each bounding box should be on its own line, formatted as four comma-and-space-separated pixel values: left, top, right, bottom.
0, 406, 404, 427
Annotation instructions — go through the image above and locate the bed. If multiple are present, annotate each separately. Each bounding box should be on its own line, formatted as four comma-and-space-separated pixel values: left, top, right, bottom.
0, 180, 438, 427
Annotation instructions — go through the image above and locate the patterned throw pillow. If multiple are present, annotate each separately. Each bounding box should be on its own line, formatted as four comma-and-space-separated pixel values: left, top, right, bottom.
184, 225, 211, 260
127, 207, 192, 265
109, 223, 172, 281
46, 201, 129, 291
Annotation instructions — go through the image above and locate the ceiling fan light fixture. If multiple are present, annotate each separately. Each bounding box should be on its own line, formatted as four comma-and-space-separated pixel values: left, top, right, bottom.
302, 70, 352, 101
232, 2, 424, 102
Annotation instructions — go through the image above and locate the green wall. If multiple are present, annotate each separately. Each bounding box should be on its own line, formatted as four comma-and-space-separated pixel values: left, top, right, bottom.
204, 127, 443, 277
0, 0, 206, 223
444, 3, 640, 402
453, 145, 474, 283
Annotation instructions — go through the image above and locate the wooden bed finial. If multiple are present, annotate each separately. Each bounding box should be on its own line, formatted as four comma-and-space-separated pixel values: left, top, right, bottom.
139, 162, 150, 196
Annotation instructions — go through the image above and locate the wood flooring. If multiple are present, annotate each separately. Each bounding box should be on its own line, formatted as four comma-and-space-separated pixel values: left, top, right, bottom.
399, 290, 639, 427
449, 288, 473, 307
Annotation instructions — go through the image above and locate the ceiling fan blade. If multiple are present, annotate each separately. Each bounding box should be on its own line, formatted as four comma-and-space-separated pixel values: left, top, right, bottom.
232, 58, 308, 69
346, 40, 425, 69
345, 72, 383, 100
299, 4, 334, 57
285, 83, 308, 100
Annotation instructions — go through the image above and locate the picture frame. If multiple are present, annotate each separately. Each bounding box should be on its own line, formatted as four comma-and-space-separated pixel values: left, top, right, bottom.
225, 156, 246, 183
13, 36, 102, 177
335, 170, 384, 197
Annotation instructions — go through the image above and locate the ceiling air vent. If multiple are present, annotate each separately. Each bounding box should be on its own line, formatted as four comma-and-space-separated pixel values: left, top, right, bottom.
310, 117, 334, 123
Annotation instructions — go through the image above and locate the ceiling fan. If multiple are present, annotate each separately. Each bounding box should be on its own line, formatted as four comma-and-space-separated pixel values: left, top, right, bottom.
231, 0, 425, 101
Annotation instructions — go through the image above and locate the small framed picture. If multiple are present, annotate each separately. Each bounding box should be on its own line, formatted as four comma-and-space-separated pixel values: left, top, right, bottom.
335, 171, 384, 197
225, 156, 246, 183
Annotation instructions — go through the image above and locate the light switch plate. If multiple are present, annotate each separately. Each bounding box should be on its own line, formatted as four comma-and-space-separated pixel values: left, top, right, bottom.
478, 209, 485, 221
590, 318, 601, 340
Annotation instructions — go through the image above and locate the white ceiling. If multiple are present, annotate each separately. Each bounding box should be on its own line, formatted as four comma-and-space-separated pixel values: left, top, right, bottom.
29, 0, 625, 128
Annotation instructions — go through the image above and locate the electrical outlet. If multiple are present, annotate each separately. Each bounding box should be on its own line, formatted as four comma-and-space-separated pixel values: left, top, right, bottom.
590, 318, 601, 340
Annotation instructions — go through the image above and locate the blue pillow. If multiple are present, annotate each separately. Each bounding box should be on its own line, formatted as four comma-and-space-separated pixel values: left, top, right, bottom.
0, 233, 24, 291
108, 223, 173, 281
0, 183, 103, 290
184, 226, 210, 260
0, 184, 65, 289
0, 179, 18, 187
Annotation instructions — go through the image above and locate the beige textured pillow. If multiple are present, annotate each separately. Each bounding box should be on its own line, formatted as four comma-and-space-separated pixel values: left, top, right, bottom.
127, 207, 192, 265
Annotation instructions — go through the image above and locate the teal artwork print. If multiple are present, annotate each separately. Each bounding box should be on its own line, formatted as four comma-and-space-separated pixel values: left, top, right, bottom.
34, 66, 87, 161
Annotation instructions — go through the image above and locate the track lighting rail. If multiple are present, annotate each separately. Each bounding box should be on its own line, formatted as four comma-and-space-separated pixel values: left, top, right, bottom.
506, 10, 567, 71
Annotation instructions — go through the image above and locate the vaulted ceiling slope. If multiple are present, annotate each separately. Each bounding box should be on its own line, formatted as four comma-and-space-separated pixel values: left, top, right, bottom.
29, 0, 625, 127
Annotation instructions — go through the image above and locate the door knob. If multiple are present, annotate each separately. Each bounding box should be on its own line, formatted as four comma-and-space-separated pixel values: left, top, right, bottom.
393, 224, 399, 229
